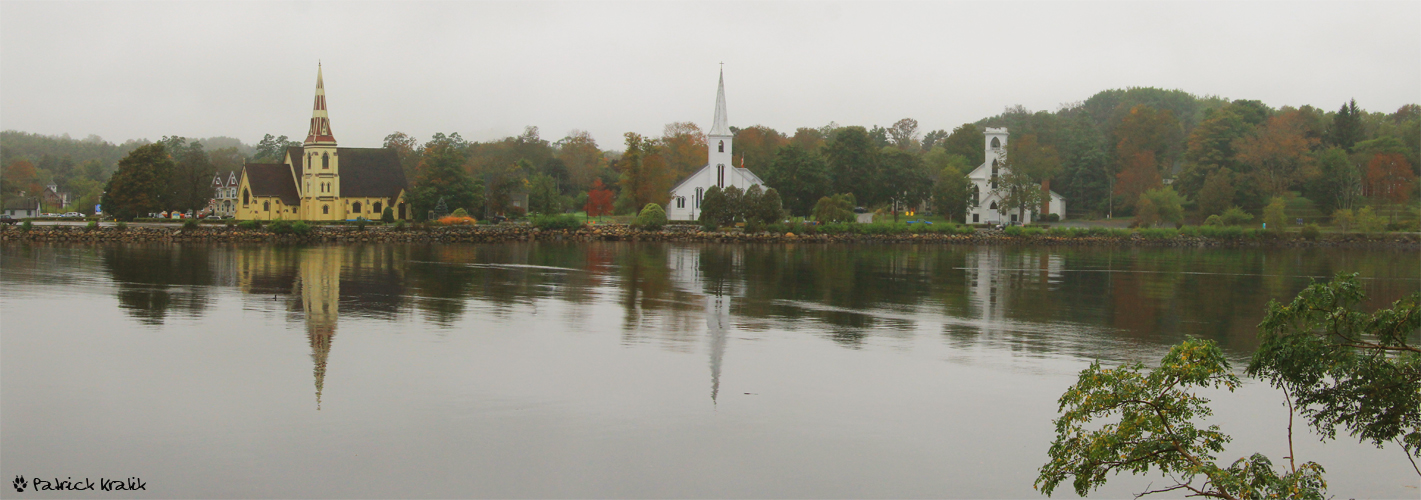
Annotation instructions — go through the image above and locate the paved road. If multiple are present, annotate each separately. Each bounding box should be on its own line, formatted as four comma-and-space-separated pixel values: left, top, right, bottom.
16, 220, 193, 228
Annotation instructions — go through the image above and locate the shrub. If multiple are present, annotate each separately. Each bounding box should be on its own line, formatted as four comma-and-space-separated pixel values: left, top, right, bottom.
237, 220, 260, 230
1219, 206, 1254, 226
812, 193, 856, 223
437, 215, 477, 226
451, 208, 470, 218
393, 220, 407, 231
1355, 206, 1386, 233
1204, 214, 1224, 226
182, 219, 200, 230
1330, 208, 1355, 232
355, 218, 367, 231
1003, 225, 1025, 237
290, 221, 312, 236
1043, 213, 1060, 222
268, 220, 293, 234
745, 218, 766, 234
1300, 224, 1321, 240
531, 213, 583, 230
634, 203, 667, 231
1262, 196, 1287, 231
819, 222, 850, 235
20, 220, 33, 231
1139, 228, 1178, 240
381, 207, 395, 223
1023, 227, 1045, 237
115, 221, 127, 231
1178, 225, 1200, 238
86, 220, 99, 231
1048, 227, 1072, 237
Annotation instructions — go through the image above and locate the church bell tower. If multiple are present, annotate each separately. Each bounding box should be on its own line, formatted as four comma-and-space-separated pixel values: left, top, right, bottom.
303, 64, 340, 220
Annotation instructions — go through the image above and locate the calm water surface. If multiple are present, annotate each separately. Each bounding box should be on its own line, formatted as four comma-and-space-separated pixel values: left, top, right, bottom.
2, 242, 1418, 498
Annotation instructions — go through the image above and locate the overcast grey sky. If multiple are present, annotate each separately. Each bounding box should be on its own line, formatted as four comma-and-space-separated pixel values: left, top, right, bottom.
2, 1, 1418, 150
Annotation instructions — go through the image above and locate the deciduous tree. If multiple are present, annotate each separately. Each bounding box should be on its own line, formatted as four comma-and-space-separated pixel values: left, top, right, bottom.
661, 122, 707, 181
410, 136, 482, 220
253, 134, 300, 162
556, 130, 607, 194
615, 133, 673, 213
102, 143, 174, 220
761, 144, 831, 216
1235, 111, 1318, 196
1364, 153, 1416, 206
825, 126, 878, 204
383, 132, 422, 182
939, 124, 985, 167
1037, 339, 1327, 499
584, 179, 615, 218
732, 125, 787, 174
887, 118, 920, 151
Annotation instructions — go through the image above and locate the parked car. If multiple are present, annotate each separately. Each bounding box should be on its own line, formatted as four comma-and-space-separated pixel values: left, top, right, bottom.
63, 212, 83, 218
0, 215, 18, 225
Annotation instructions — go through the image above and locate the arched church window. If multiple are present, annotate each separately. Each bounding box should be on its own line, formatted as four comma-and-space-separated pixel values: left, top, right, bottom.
989, 201, 997, 210
322, 153, 329, 169
718, 141, 724, 153
352, 202, 362, 214
263, 201, 270, 211
373, 202, 382, 214
990, 137, 1001, 149
243, 190, 249, 206
323, 205, 329, 215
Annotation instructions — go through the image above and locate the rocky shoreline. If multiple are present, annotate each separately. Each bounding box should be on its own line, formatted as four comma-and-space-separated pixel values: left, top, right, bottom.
2, 224, 1417, 248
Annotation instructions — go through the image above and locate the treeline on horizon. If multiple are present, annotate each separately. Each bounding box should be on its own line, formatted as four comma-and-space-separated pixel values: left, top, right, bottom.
3, 86, 1418, 222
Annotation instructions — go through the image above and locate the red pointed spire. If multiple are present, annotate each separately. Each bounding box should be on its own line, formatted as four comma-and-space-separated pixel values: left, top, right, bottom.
304, 64, 337, 146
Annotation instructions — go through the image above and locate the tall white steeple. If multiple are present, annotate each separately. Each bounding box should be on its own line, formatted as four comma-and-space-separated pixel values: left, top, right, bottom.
707, 66, 733, 181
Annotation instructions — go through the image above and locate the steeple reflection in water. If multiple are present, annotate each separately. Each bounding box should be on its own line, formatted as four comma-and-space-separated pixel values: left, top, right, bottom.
299, 247, 342, 410
707, 294, 728, 404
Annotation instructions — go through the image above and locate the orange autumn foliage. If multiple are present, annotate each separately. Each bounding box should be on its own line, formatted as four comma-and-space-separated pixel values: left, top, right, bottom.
1365, 153, 1416, 205
437, 215, 477, 226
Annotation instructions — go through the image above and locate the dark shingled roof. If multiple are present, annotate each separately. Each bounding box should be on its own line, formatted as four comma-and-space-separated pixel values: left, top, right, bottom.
3, 197, 40, 211
337, 148, 407, 198
244, 163, 300, 206
286, 146, 305, 179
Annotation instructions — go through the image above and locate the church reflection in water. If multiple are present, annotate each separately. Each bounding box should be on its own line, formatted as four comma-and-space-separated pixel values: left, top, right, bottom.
90, 241, 1421, 411
230, 246, 409, 409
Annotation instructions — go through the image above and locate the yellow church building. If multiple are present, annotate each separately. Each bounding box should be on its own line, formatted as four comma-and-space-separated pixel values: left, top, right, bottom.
236, 65, 412, 221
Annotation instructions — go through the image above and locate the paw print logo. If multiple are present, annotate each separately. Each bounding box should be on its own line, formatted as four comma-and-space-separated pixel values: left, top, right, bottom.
12, 475, 26, 493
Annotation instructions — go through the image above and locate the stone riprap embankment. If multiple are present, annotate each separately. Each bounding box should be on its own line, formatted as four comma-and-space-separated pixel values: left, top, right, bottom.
2, 224, 1417, 248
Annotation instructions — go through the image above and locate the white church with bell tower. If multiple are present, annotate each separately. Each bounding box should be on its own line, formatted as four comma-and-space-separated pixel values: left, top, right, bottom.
666, 67, 767, 222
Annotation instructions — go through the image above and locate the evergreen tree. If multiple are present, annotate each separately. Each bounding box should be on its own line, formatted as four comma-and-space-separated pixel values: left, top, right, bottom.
1327, 99, 1364, 152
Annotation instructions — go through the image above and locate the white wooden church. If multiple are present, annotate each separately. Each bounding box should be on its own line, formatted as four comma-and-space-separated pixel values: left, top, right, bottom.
665, 70, 767, 222
965, 127, 1066, 224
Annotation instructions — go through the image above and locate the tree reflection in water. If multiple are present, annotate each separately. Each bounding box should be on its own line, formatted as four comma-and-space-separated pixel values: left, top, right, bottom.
81, 242, 1421, 407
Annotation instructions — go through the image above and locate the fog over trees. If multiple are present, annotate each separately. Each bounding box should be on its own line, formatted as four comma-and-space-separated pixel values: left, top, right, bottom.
4, 87, 1417, 221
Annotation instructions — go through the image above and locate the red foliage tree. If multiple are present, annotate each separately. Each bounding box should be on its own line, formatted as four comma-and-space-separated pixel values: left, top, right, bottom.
1364, 153, 1416, 205
584, 178, 615, 217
